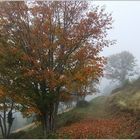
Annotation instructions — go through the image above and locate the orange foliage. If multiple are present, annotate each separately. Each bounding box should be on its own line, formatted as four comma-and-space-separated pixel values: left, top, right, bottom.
0, 86, 6, 98
0, 1, 113, 121
58, 115, 140, 139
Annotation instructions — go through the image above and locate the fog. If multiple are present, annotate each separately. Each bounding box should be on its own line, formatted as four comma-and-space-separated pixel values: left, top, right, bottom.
93, 1, 140, 66
90, 1, 140, 96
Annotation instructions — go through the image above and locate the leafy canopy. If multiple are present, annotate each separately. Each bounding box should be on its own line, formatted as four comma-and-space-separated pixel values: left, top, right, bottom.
0, 1, 113, 115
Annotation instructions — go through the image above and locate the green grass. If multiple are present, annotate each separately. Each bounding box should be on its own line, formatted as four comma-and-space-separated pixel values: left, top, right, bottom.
10, 125, 42, 139
57, 95, 113, 128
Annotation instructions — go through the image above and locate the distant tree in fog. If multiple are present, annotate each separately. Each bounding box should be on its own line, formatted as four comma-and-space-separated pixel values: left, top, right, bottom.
105, 51, 137, 86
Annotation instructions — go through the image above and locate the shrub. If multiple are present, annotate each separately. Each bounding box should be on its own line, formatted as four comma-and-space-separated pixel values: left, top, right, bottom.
123, 79, 131, 87
111, 87, 122, 94
9, 131, 26, 139
46, 133, 59, 139
76, 100, 89, 108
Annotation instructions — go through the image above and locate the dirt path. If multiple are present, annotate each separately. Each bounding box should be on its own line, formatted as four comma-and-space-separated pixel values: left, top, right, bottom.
12, 107, 73, 133
12, 122, 38, 133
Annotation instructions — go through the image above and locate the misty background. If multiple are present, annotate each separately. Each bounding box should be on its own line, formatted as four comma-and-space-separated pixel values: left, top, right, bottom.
86, 1, 140, 99
94, 1, 140, 66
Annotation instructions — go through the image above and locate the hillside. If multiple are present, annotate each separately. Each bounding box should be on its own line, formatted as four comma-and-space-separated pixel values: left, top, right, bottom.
107, 78, 140, 117
58, 79, 140, 139
9, 78, 140, 139
10, 96, 110, 139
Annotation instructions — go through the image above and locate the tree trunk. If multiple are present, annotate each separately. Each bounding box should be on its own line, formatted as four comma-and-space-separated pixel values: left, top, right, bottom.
42, 113, 48, 138
7, 121, 14, 138
52, 101, 59, 131
40, 102, 59, 137
0, 100, 14, 138
7, 102, 14, 138
0, 118, 4, 138
3, 101, 7, 138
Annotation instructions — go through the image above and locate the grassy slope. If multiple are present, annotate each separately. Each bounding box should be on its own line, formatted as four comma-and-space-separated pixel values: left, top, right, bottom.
9, 78, 140, 138
107, 78, 140, 117
57, 95, 112, 128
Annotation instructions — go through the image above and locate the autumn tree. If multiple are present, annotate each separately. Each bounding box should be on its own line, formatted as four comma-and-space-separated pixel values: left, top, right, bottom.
0, 1, 113, 136
105, 51, 137, 86
0, 87, 16, 138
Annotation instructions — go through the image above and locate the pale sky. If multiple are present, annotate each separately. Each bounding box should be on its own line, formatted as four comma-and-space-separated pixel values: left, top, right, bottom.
92, 1, 140, 67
